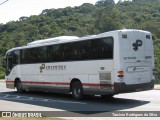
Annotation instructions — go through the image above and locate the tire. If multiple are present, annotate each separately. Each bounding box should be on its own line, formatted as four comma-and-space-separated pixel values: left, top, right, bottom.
72, 81, 84, 100
16, 80, 25, 93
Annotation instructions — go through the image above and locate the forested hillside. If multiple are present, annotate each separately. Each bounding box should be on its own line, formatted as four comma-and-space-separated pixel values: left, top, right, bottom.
0, 0, 160, 83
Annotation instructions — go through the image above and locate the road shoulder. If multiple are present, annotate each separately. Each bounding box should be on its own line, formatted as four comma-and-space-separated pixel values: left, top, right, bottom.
154, 84, 160, 90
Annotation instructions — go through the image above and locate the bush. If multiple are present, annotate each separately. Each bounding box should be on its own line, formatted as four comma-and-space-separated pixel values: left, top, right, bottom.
0, 67, 5, 79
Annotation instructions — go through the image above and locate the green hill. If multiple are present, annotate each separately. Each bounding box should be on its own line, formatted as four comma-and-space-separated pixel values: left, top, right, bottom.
0, 0, 160, 83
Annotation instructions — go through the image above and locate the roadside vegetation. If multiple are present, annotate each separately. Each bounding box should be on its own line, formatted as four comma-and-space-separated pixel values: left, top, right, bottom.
0, 0, 160, 83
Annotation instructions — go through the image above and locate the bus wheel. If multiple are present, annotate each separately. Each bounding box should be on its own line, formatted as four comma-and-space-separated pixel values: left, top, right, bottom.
16, 80, 24, 93
72, 81, 84, 100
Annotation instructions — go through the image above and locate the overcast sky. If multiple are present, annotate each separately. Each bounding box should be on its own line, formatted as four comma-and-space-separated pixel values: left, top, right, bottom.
0, 0, 120, 24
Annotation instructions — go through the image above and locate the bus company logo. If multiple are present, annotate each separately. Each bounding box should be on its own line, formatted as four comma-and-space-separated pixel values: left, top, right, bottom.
132, 40, 142, 51
39, 64, 66, 73
40, 64, 45, 73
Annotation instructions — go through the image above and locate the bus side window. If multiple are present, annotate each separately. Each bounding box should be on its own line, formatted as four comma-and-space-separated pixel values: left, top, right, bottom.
5, 52, 13, 75
91, 37, 113, 59
21, 49, 27, 64
13, 50, 20, 66
44, 46, 49, 62
63, 43, 72, 61
72, 41, 90, 60
8, 57, 12, 70
52, 45, 61, 61
36, 47, 44, 63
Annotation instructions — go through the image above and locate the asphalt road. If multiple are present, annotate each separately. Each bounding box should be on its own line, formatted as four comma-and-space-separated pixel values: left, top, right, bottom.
0, 82, 160, 117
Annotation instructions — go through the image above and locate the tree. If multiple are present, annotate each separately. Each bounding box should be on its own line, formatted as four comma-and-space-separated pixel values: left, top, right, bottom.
118, 0, 122, 3
0, 0, 160, 82
95, 0, 115, 7
154, 43, 160, 83
19, 16, 28, 21
132, 0, 159, 2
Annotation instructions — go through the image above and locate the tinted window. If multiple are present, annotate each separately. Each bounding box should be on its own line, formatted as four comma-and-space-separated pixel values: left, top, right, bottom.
20, 37, 113, 64
44, 41, 90, 62
71, 41, 90, 60
21, 48, 35, 63
35, 47, 44, 62
62, 43, 72, 61
90, 37, 113, 59
21, 47, 44, 63
21, 49, 28, 63
45, 44, 62, 62
13, 50, 20, 65
6, 52, 13, 70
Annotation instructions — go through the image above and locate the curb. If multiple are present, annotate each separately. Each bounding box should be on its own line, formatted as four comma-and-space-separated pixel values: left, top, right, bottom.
154, 85, 160, 90
154, 86, 160, 90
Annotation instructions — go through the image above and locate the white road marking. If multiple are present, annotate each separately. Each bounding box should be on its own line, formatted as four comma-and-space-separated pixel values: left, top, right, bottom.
3, 95, 10, 98
15, 96, 20, 98
29, 97, 33, 100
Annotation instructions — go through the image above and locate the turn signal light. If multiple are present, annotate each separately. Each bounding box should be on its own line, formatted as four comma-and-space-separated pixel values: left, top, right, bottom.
117, 70, 124, 78
117, 71, 124, 75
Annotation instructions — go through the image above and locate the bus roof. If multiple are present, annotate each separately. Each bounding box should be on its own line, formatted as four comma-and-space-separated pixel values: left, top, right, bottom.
27, 36, 79, 46
99, 29, 151, 35
6, 29, 151, 54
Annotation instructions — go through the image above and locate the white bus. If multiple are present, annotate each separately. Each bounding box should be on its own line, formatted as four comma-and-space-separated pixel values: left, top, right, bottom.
4, 29, 154, 100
